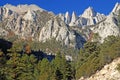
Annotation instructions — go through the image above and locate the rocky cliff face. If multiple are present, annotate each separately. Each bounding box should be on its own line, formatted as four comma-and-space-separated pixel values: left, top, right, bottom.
58, 3, 120, 44
90, 3, 120, 42
112, 2, 120, 14
0, 5, 54, 40
79, 58, 120, 80
0, 3, 120, 49
81, 7, 106, 26
4, 4, 44, 13
58, 7, 106, 27
39, 16, 85, 48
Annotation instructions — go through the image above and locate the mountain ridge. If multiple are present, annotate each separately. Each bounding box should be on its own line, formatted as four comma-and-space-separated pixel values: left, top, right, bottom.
0, 2, 120, 49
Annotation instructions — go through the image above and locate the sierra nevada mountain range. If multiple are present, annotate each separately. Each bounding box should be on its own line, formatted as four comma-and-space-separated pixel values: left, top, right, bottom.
0, 3, 120, 49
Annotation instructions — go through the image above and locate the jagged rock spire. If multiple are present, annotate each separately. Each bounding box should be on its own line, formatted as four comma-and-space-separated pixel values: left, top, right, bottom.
69, 11, 78, 26
82, 7, 96, 18
71, 11, 78, 22
65, 11, 71, 24
112, 2, 120, 14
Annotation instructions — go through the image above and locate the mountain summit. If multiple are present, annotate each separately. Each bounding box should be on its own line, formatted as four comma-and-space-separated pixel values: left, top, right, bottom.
112, 2, 120, 14
4, 4, 44, 13
69, 11, 78, 26
81, 7, 97, 18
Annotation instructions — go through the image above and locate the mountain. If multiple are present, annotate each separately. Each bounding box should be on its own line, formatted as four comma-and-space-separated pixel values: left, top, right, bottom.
39, 16, 85, 48
69, 11, 78, 26
4, 4, 44, 13
58, 2, 120, 42
81, 7, 97, 18
58, 7, 106, 27
81, 7, 106, 25
0, 3, 120, 49
91, 13, 120, 42
91, 3, 120, 42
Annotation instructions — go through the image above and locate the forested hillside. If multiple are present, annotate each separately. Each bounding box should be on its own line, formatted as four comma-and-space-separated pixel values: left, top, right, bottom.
0, 35, 120, 80
0, 3, 120, 80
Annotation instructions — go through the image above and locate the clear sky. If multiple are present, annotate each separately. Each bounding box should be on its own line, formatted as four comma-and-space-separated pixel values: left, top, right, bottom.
0, 0, 120, 15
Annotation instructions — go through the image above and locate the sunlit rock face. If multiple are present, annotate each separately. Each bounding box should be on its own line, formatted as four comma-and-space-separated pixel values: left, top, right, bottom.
112, 2, 120, 14
39, 17, 85, 49
0, 3, 120, 48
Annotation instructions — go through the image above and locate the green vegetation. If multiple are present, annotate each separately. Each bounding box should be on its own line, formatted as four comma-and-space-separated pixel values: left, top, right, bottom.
0, 40, 75, 80
116, 64, 120, 72
75, 35, 120, 79
0, 35, 120, 80
30, 39, 79, 56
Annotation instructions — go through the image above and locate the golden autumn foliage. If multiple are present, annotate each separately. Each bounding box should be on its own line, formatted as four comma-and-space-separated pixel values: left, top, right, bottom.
25, 44, 31, 54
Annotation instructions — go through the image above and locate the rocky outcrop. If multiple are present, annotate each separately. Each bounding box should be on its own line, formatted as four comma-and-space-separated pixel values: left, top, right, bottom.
23, 10, 36, 21
4, 4, 44, 13
65, 11, 71, 24
91, 13, 120, 42
39, 17, 85, 49
0, 5, 54, 40
81, 7, 97, 18
0, 27, 8, 36
69, 11, 78, 26
90, 3, 120, 42
0, 7, 13, 21
58, 7, 106, 27
112, 2, 120, 14
79, 58, 120, 80
80, 7, 106, 26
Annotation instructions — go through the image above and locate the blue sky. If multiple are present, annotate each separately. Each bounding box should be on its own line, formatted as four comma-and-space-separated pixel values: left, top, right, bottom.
0, 0, 120, 15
